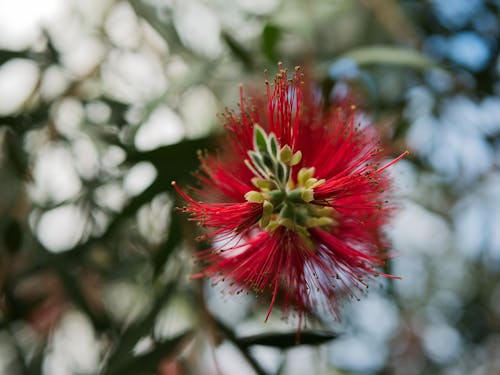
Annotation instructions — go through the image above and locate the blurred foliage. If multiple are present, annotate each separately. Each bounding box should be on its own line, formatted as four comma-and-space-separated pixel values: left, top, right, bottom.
0, 0, 499, 374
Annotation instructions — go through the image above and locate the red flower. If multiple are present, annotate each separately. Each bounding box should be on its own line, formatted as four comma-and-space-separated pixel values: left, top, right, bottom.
173, 66, 407, 322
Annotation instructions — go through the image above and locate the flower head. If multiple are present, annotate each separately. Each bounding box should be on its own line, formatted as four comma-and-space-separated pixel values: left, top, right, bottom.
174, 65, 407, 322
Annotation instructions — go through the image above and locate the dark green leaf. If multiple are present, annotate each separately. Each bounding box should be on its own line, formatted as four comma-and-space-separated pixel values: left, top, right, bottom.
262, 154, 274, 170
249, 151, 267, 176
253, 125, 268, 154
261, 24, 281, 62
0, 49, 29, 64
128, 0, 183, 49
268, 134, 279, 158
0, 106, 50, 133
4, 218, 22, 254
127, 136, 212, 179
4, 126, 29, 177
284, 164, 290, 186
238, 331, 339, 348
276, 163, 286, 184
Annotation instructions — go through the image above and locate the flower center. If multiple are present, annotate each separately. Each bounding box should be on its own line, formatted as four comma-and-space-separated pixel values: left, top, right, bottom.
244, 125, 336, 245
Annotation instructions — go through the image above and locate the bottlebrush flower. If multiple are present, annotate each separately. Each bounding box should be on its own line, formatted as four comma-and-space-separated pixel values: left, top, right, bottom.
173, 65, 407, 322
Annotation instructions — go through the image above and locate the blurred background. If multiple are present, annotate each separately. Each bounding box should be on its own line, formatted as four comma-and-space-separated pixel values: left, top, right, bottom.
0, 0, 499, 374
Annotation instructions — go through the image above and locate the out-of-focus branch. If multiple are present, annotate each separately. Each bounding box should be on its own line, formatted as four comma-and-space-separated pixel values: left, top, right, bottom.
361, 0, 422, 47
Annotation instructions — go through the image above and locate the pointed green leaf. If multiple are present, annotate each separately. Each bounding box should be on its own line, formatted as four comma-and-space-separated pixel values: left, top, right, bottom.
268, 133, 279, 158
253, 125, 268, 154
261, 24, 282, 62
290, 150, 302, 166
128, 0, 184, 50
249, 151, 267, 176
238, 331, 339, 348
279, 145, 293, 163
339, 45, 436, 69
262, 154, 275, 170
276, 163, 286, 184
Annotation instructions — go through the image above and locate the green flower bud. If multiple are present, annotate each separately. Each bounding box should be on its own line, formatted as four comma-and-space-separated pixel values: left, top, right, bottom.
301, 189, 314, 203
290, 150, 302, 166
244, 191, 265, 203
297, 167, 315, 187
260, 201, 274, 227
251, 178, 276, 190
279, 145, 293, 163
265, 220, 280, 232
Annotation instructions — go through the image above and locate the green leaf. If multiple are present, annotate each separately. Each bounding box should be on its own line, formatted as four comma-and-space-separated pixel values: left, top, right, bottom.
128, 0, 183, 50
262, 153, 275, 170
338, 45, 435, 69
4, 127, 28, 178
0, 49, 30, 64
127, 137, 212, 179
276, 163, 286, 185
268, 134, 279, 158
249, 151, 267, 176
4, 218, 22, 254
238, 331, 339, 348
253, 125, 268, 154
261, 24, 282, 62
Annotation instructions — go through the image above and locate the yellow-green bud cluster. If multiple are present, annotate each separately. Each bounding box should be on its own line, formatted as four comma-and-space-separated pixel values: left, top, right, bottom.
244, 126, 336, 248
